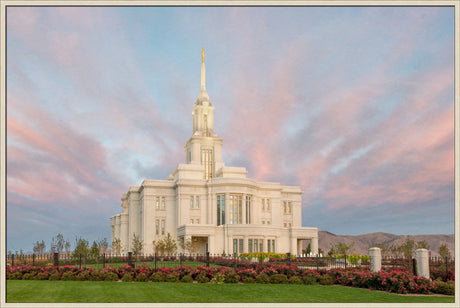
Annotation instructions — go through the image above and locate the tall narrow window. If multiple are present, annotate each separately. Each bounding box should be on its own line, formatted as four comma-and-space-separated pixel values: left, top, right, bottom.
217, 194, 226, 226
190, 196, 194, 209
203, 114, 208, 135
283, 202, 286, 213
272, 240, 275, 252
261, 199, 265, 211
245, 196, 251, 224
161, 197, 166, 209
259, 240, 263, 252
248, 239, 253, 253
253, 239, 259, 252
288, 203, 291, 214
201, 148, 213, 179
267, 199, 270, 211
161, 220, 165, 235
156, 197, 160, 209
196, 196, 200, 208
155, 219, 159, 235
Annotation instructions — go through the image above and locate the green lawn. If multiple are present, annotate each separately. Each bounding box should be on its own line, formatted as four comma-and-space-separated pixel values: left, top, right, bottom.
6, 280, 455, 303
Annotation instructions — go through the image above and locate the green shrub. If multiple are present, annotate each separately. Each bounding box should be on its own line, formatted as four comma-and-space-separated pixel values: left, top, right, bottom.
10, 272, 23, 280
61, 271, 77, 281
243, 276, 255, 283
104, 272, 119, 282
270, 274, 288, 284
210, 273, 225, 284
22, 273, 34, 280
49, 273, 60, 281
180, 275, 193, 283
302, 274, 319, 285
150, 272, 167, 282
196, 272, 210, 283
76, 271, 91, 281
166, 273, 180, 282
90, 271, 105, 281
288, 276, 303, 284
256, 273, 269, 284
224, 272, 240, 283
121, 273, 133, 282
135, 273, 148, 282
319, 275, 334, 285
34, 273, 49, 280
434, 280, 455, 296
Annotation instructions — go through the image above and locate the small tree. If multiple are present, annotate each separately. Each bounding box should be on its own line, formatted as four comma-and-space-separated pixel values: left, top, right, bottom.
400, 238, 416, 259
98, 238, 109, 255
112, 238, 122, 255
163, 233, 177, 256
370, 242, 391, 257
65, 240, 71, 253
54, 233, 65, 253
33, 240, 46, 254
73, 237, 89, 259
90, 241, 100, 259
439, 243, 451, 259
180, 238, 198, 255
416, 240, 430, 250
303, 243, 312, 255
131, 234, 143, 256
329, 241, 354, 256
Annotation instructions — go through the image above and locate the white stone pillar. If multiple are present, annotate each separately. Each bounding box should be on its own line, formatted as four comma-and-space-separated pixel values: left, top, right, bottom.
120, 213, 129, 254
311, 237, 318, 255
369, 247, 382, 272
416, 249, 430, 279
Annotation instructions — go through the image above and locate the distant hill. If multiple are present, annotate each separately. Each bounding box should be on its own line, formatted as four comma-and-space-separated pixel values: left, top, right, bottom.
303, 231, 455, 257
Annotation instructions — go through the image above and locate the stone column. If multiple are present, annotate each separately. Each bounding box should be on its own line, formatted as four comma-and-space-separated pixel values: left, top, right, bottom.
369, 247, 382, 272
243, 235, 248, 253
311, 237, 318, 256
416, 249, 430, 279
120, 213, 129, 254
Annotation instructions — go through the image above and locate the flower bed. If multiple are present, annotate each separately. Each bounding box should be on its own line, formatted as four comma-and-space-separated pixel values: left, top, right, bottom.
5, 263, 452, 295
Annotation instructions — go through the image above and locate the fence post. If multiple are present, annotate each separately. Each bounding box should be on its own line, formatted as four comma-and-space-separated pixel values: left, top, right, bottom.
412, 258, 417, 276
12, 254, 14, 266
79, 254, 82, 269
445, 257, 448, 281
234, 253, 237, 270
128, 252, 134, 267
53, 252, 59, 267
180, 253, 182, 266
103, 253, 106, 268
316, 256, 319, 271
154, 252, 157, 271
415, 249, 429, 279
369, 247, 382, 272
287, 253, 291, 266
206, 252, 210, 267
344, 254, 347, 270
32, 254, 35, 266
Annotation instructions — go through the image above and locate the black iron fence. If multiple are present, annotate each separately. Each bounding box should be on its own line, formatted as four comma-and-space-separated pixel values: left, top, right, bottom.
6, 252, 454, 279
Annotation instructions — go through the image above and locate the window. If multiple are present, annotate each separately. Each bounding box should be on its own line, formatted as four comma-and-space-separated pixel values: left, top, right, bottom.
201, 148, 213, 179
267, 199, 270, 211
228, 195, 242, 224
259, 240, 263, 252
267, 239, 276, 252
195, 219, 199, 224
253, 239, 259, 252
156, 197, 160, 209
283, 223, 287, 227
190, 196, 194, 209
283, 202, 286, 213
217, 194, 225, 226
233, 239, 243, 255
248, 239, 253, 253
196, 196, 200, 208
161, 197, 166, 209
288, 223, 291, 227
288, 202, 291, 214
161, 220, 165, 235
262, 221, 265, 224
155, 219, 159, 235
245, 196, 251, 224
261, 199, 265, 211
190, 219, 194, 224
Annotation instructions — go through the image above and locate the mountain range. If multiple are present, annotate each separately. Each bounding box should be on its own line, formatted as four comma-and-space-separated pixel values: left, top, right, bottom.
304, 231, 455, 258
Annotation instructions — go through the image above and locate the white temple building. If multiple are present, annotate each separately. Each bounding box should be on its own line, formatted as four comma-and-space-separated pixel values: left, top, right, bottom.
110, 49, 318, 256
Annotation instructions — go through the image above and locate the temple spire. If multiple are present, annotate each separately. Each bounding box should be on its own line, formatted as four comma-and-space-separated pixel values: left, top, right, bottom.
201, 47, 206, 90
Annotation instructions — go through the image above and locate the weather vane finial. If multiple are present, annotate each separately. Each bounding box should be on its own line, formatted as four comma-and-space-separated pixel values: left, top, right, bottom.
201, 47, 205, 63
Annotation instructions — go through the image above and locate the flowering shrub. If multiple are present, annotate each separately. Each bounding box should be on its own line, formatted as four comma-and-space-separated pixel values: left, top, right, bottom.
430, 268, 455, 282
4, 263, 452, 295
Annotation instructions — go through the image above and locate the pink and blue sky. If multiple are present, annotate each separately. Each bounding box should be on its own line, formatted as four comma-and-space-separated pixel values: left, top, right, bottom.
5, 6, 455, 253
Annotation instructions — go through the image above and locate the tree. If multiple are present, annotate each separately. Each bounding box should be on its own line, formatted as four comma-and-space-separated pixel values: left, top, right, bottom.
65, 240, 71, 253
73, 237, 89, 258
329, 241, 354, 256
33, 240, 46, 254
370, 242, 391, 257
131, 234, 143, 256
112, 238, 122, 255
54, 233, 65, 253
400, 238, 415, 259
439, 243, 451, 259
303, 243, 312, 255
416, 240, 430, 250
90, 241, 100, 259
98, 238, 109, 255
154, 233, 177, 256
180, 238, 198, 255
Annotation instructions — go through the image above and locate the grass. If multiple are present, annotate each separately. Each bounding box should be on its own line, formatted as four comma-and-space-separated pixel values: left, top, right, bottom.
6, 280, 455, 303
